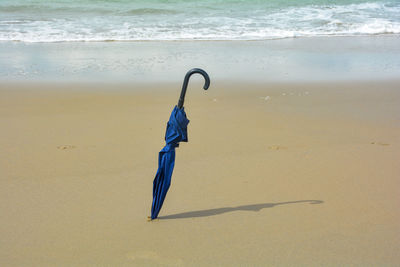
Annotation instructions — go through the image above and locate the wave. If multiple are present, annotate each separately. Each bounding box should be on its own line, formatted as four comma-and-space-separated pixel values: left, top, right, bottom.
122, 8, 179, 15
1, 1, 399, 42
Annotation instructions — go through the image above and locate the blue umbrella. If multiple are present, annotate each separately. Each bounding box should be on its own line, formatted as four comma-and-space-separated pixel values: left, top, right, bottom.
150, 68, 210, 220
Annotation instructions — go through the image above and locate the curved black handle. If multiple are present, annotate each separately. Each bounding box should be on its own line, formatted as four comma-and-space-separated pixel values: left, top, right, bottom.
177, 68, 210, 109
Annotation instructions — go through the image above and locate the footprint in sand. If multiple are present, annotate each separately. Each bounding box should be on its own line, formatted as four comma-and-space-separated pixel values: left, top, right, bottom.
57, 145, 76, 150
268, 145, 287, 150
370, 142, 389, 146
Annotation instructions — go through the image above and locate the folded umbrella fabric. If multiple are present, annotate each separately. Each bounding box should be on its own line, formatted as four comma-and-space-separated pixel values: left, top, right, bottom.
151, 106, 189, 220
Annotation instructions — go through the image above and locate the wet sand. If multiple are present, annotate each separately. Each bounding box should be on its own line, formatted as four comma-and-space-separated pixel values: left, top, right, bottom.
1, 36, 400, 83
1, 81, 399, 266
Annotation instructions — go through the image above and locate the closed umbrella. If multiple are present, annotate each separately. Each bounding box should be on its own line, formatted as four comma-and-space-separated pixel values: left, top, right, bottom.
149, 68, 210, 220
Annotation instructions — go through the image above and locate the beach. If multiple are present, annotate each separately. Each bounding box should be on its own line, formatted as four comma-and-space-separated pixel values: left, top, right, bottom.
1, 75, 400, 265
1, 1, 400, 264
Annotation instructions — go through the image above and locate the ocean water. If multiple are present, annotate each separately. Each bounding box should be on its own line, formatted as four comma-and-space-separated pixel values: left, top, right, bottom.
1, 0, 400, 42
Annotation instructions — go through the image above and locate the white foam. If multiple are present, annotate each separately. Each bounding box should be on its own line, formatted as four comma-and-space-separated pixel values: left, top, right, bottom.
1, 1, 399, 42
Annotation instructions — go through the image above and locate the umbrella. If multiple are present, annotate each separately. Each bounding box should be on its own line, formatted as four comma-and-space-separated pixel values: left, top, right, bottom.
149, 68, 210, 220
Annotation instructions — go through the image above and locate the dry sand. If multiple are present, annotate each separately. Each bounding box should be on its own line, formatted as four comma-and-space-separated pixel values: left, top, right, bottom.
1, 81, 399, 266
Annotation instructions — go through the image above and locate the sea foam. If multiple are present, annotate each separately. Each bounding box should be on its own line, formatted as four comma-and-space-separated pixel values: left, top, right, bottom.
0, 0, 399, 42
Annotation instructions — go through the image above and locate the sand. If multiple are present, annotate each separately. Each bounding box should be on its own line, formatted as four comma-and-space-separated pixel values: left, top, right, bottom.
2, 36, 400, 83
1, 80, 399, 266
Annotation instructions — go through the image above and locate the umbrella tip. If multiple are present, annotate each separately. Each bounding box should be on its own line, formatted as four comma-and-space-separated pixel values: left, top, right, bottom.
147, 216, 159, 222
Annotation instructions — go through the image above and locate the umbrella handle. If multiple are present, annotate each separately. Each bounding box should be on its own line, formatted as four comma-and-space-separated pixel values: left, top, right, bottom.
177, 68, 210, 109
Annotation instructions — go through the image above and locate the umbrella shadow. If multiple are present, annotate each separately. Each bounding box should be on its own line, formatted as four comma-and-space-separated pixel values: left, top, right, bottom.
159, 200, 323, 220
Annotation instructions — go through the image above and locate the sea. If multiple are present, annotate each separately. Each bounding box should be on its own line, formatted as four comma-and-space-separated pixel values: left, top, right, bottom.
1, 0, 400, 42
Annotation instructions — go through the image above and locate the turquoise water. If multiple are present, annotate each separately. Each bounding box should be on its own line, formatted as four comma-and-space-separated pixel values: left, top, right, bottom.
1, 0, 400, 42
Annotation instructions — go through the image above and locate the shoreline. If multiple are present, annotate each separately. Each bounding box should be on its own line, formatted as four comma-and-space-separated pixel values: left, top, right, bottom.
2, 34, 400, 43
1, 35, 400, 83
